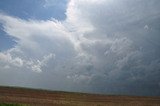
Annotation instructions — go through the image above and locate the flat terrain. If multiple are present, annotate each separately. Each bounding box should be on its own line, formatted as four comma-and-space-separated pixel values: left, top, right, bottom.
0, 86, 160, 106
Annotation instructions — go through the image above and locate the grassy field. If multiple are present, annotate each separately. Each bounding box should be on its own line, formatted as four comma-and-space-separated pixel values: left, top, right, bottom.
0, 86, 160, 106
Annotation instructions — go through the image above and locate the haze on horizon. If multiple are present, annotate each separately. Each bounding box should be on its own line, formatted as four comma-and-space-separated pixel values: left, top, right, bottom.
0, 0, 160, 96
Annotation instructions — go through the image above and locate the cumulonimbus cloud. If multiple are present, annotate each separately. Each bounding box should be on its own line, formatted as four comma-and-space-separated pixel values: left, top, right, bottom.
0, 0, 160, 96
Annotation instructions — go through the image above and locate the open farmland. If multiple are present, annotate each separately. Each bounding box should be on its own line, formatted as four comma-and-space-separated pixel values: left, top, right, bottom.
0, 86, 160, 106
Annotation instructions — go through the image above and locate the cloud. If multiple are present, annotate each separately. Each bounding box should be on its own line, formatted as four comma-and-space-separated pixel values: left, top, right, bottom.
0, 51, 55, 72
0, 52, 23, 68
64, 0, 160, 95
0, 0, 160, 96
0, 13, 70, 72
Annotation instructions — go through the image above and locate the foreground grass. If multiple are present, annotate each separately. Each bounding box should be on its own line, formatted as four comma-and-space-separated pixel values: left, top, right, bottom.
0, 103, 28, 106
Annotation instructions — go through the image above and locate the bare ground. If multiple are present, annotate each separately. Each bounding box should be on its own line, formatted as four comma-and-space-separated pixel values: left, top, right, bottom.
0, 86, 160, 106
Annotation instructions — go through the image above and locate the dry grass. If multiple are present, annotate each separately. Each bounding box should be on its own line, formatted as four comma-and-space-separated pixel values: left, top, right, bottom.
0, 103, 28, 106
0, 86, 160, 106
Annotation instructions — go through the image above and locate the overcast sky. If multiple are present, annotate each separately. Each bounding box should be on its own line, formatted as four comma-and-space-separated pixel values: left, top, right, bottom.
0, 0, 160, 96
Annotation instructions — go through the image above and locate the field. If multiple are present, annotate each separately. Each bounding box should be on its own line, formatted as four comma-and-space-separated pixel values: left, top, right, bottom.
0, 103, 28, 106
0, 86, 160, 106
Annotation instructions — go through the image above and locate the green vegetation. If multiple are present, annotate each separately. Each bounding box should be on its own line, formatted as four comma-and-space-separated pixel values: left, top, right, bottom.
0, 103, 29, 106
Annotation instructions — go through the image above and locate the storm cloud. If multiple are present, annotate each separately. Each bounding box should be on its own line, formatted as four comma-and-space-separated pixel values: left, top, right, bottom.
0, 0, 160, 96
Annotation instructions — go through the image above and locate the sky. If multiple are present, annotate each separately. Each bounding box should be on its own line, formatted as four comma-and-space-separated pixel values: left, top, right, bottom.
0, 0, 160, 96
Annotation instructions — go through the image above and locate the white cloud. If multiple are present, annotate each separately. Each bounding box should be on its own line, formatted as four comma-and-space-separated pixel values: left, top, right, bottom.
0, 12, 75, 72
0, 51, 55, 72
29, 53, 55, 72
0, 52, 23, 67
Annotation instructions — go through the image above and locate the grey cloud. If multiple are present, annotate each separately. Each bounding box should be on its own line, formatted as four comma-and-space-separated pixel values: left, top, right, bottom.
64, 0, 160, 96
